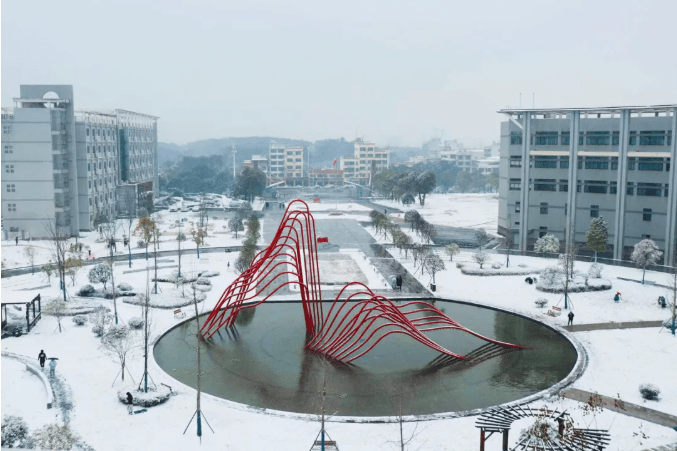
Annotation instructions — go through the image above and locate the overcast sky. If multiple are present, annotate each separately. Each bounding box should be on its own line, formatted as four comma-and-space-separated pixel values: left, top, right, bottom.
3, 0, 676, 148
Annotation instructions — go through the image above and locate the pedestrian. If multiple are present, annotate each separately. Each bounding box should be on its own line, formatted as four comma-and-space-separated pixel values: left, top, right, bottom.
49, 358, 57, 378
614, 291, 621, 303
384, 208, 387, 215
567, 311, 574, 326
88, 249, 91, 257
227, 262, 230, 268
396, 275, 403, 291
15, 236, 19, 245
126, 392, 134, 415
38, 350, 47, 368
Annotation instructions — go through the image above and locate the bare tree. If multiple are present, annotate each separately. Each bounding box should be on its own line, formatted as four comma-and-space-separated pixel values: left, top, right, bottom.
44, 219, 72, 303
667, 266, 677, 336
120, 189, 138, 268
475, 229, 490, 251
44, 300, 67, 333
444, 244, 460, 262
388, 386, 424, 451
103, 324, 136, 383
424, 253, 445, 286
138, 269, 155, 392
91, 305, 113, 339
101, 217, 121, 324
558, 245, 579, 309
23, 246, 37, 275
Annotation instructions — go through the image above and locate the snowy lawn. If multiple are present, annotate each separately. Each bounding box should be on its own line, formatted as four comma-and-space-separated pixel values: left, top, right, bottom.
574, 328, 677, 417
372, 193, 499, 231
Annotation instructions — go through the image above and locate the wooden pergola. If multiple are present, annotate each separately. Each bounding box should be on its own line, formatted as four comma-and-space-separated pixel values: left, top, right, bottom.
475, 405, 610, 451
1, 294, 42, 336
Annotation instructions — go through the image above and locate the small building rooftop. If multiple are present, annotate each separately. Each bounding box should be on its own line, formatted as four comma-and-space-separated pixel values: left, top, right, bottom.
499, 105, 676, 115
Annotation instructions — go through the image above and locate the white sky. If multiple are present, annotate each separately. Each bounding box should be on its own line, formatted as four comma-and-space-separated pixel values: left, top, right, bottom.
2, 0, 676, 147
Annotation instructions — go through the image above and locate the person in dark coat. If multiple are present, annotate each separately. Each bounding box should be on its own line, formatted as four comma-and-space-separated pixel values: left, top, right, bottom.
567, 311, 574, 326
525, 277, 533, 285
396, 275, 403, 291
126, 392, 134, 415
38, 350, 47, 368
15, 236, 19, 245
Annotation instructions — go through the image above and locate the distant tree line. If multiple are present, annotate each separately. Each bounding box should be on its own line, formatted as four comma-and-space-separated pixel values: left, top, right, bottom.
159, 155, 233, 196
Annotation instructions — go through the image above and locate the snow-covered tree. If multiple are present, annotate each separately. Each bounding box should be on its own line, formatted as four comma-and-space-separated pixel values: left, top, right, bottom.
88, 264, 112, 291
421, 222, 436, 244
534, 234, 560, 254
444, 243, 460, 262
228, 218, 244, 239
631, 239, 663, 284
23, 246, 37, 275
473, 251, 489, 269
44, 300, 67, 333
42, 262, 55, 283
404, 210, 420, 231
415, 171, 436, 206
586, 217, 609, 262
401, 193, 415, 205
424, 254, 445, 285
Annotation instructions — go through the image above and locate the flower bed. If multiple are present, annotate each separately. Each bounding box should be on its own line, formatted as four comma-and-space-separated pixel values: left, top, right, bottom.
117, 385, 171, 408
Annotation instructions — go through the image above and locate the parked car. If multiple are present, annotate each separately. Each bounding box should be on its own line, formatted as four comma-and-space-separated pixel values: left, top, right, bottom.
169, 206, 179, 212
180, 206, 189, 212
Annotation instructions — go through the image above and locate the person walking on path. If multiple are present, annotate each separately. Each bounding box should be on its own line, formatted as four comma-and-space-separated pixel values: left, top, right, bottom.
126, 392, 134, 415
15, 236, 18, 246
567, 311, 574, 326
38, 350, 47, 368
48, 359, 57, 378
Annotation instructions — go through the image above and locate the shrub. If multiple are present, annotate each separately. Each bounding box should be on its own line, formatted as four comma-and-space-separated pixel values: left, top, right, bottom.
76, 284, 95, 297
72, 315, 87, 326
534, 298, 548, 308
639, 383, 660, 401
518, 264, 527, 268
127, 317, 144, 330
31, 423, 78, 450
198, 270, 220, 277
117, 282, 133, 292
456, 262, 463, 269
491, 262, 503, 269
587, 263, 603, 279
196, 277, 211, 286
137, 240, 146, 249
92, 324, 105, 337
2, 415, 30, 448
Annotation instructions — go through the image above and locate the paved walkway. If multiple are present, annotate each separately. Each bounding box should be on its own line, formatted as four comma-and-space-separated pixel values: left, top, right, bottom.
563, 388, 677, 429
563, 320, 664, 332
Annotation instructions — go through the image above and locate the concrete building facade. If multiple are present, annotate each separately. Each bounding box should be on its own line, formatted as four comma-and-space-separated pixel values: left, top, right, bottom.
267, 144, 306, 186
497, 105, 677, 266
1, 85, 158, 239
339, 139, 390, 185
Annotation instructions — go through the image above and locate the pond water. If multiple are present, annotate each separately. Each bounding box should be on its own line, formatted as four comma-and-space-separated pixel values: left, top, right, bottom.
154, 300, 577, 416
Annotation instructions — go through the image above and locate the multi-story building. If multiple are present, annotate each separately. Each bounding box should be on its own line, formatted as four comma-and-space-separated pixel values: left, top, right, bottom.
309, 169, 343, 186
243, 155, 268, 174
339, 139, 390, 185
498, 105, 677, 266
267, 143, 305, 186
1, 85, 158, 239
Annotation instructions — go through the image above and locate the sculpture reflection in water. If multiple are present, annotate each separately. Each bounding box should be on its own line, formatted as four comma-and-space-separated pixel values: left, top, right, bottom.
200, 200, 524, 363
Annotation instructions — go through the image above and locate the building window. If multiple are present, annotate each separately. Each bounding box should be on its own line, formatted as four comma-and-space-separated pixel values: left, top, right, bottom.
577, 157, 583, 169
585, 131, 610, 146
534, 179, 556, 191
540, 203, 549, 214
561, 132, 570, 145
642, 234, 651, 239
638, 158, 664, 171
7, 183, 16, 192
5, 164, 14, 173
611, 157, 618, 170
534, 132, 558, 146
585, 157, 609, 170
509, 157, 522, 167
539, 227, 548, 238
627, 182, 634, 195
2, 125, 12, 134
559, 179, 568, 192
564, 203, 568, 215
637, 183, 662, 197
86, 128, 90, 136
534, 156, 557, 168
4, 145, 13, 153
590, 205, 599, 218
627, 158, 636, 170
510, 131, 522, 145
559, 158, 569, 169
643, 208, 652, 221
639, 131, 666, 146
665, 184, 670, 197
509, 178, 521, 190
629, 131, 637, 146
612, 131, 620, 146
584, 180, 607, 194
7, 203, 16, 211
610, 181, 617, 194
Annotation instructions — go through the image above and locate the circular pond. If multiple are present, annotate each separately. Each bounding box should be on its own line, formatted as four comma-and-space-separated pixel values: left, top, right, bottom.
154, 300, 577, 416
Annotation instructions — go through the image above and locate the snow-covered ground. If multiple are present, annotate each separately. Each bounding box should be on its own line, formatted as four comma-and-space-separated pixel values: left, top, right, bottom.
2, 201, 677, 450
372, 193, 499, 231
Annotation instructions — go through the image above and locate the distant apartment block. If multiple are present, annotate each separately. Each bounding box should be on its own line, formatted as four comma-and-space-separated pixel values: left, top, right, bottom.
309, 169, 343, 187
498, 105, 677, 266
268, 143, 306, 186
243, 155, 268, 174
1, 85, 158, 239
339, 139, 390, 185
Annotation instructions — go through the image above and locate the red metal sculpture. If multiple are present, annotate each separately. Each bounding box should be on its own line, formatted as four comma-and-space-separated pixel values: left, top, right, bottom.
200, 200, 523, 362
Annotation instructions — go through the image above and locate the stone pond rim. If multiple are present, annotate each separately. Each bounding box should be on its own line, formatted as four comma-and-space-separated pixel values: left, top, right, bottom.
153, 298, 584, 420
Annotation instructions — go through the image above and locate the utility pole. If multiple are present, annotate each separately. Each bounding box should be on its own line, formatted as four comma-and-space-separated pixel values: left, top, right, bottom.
232, 145, 237, 179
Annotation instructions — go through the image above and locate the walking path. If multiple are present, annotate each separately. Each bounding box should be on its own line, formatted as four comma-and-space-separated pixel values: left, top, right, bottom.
563, 388, 677, 429
563, 320, 664, 332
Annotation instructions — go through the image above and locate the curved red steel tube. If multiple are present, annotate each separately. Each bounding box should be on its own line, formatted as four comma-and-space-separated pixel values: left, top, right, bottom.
200, 200, 524, 362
